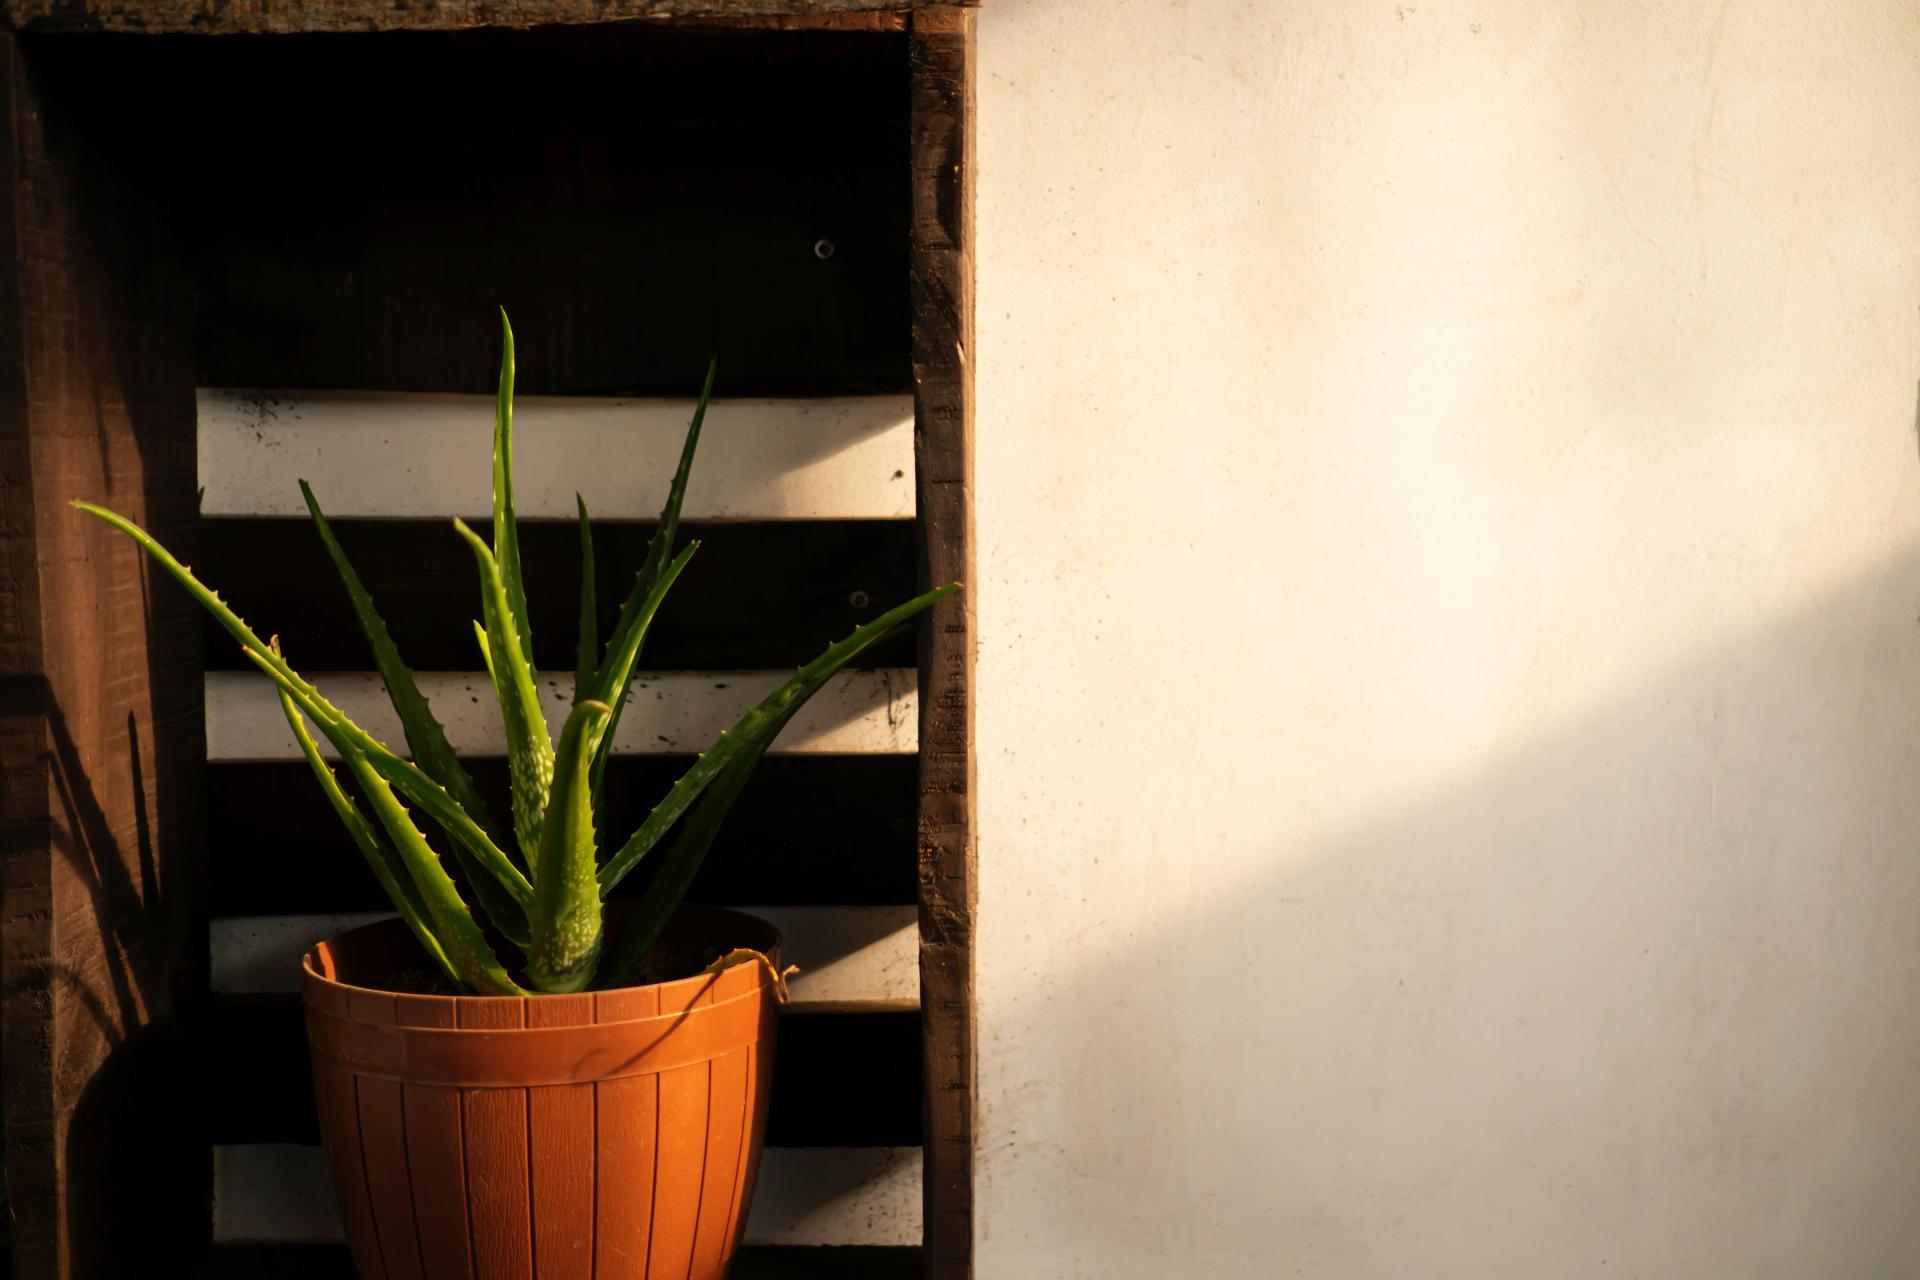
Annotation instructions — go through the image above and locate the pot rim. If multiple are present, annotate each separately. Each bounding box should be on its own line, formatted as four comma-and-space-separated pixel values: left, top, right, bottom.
301, 902, 782, 1005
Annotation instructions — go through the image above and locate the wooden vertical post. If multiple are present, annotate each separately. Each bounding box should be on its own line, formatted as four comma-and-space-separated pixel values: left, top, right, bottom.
909, 6, 976, 1278
0, 33, 206, 1279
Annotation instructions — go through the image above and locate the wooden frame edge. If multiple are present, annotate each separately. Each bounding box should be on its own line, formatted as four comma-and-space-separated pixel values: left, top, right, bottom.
909, 6, 975, 1278
0, 32, 59, 1276
0, 0, 976, 37
0, 31, 208, 1278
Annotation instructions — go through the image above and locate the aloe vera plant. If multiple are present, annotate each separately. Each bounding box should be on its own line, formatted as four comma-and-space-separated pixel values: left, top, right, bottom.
75, 313, 956, 995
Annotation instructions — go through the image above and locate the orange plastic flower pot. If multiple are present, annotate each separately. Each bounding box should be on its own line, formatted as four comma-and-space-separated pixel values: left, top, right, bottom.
300, 905, 780, 1280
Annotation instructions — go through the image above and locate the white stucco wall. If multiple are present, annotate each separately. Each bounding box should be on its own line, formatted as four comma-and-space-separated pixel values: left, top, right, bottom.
973, 2, 1920, 1276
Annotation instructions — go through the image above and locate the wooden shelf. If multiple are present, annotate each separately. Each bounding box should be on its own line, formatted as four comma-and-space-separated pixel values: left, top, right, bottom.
0, 8, 973, 1277
1, 1, 947, 36
193, 1243, 922, 1278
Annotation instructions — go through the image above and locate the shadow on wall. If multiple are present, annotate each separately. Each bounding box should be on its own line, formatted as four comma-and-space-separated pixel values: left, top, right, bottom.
993, 544, 1920, 1279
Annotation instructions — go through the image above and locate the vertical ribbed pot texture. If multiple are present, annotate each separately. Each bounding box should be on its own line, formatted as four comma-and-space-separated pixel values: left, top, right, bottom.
301, 905, 780, 1280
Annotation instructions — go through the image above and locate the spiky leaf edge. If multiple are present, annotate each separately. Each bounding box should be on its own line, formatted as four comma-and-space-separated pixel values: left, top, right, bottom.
453, 516, 555, 866
273, 675, 460, 987
525, 699, 612, 993
596, 583, 959, 898
71, 501, 534, 917
301, 480, 529, 946
589, 356, 717, 811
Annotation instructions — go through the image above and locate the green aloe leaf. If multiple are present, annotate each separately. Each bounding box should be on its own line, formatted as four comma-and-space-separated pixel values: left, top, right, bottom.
301, 481, 528, 946
585, 541, 699, 805
232, 643, 534, 912
454, 516, 555, 866
598, 720, 771, 986
597, 582, 959, 898
473, 620, 496, 681
525, 698, 612, 994
336, 738, 524, 995
74, 500, 325, 704
244, 648, 522, 994
73, 498, 534, 918
493, 309, 534, 667
590, 357, 716, 810
274, 678, 460, 987
574, 494, 599, 705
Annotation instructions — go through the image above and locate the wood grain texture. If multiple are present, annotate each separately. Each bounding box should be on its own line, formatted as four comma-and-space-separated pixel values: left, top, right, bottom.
213, 1144, 923, 1247
0, 15, 970, 1266
525, 995, 596, 1280
0, 32, 206, 1280
195, 518, 917, 674
909, 7, 977, 1276
693, 11, 908, 29
643, 973, 714, 1279
149, 25, 909, 398
213, 906, 920, 1010
313, 1054, 387, 1277
391, 997, 472, 1280
453, 999, 535, 1280
194, 1242, 925, 1278
208, 755, 919, 914
197, 389, 914, 521
209, 996, 921, 1148
592, 984, 660, 1276
0, 26, 909, 401
0, 0, 958, 35
295, 929, 785, 1274
691, 1045, 753, 1272
204, 668, 918, 760
347, 990, 427, 1280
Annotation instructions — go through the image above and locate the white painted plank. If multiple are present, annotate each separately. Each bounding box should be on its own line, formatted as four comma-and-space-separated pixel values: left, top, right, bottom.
204, 668, 917, 761
211, 906, 918, 1010
213, 1146, 343, 1244
750, 905, 919, 1011
213, 1144, 921, 1247
740, 1146, 922, 1247
210, 913, 391, 995
198, 389, 914, 520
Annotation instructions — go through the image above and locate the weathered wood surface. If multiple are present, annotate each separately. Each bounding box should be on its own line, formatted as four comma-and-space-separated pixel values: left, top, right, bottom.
0, 32, 207, 1280
908, 6, 976, 1278
117, 24, 912, 399
195, 519, 917, 674
697, 11, 906, 29
209, 755, 919, 913
195, 1242, 924, 1278
0, 13, 973, 1270
1, 0, 969, 35
212, 906, 920, 1009
204, 668, 919, 760
197, 390, 915, 521
212, 1142, 926, 1247
208, 997, 921, 1148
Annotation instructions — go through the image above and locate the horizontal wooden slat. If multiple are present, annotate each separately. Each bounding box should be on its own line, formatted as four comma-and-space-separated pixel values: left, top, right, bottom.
206, 668, 916, 760
213, 1144, 922, 1247
192, 1243, 922, 1279
104, 25, 912, 397
200, 390, 915, 521
9, 3, 921, 35
205, 998, 920, 1148
212, 907, 916, 1009
746, 1147, 921, 1247
197, 517, 915, 672
209, 756, 917, 913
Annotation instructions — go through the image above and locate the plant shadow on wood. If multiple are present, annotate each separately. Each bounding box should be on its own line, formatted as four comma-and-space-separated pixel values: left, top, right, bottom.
41, 701, 203, 1275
